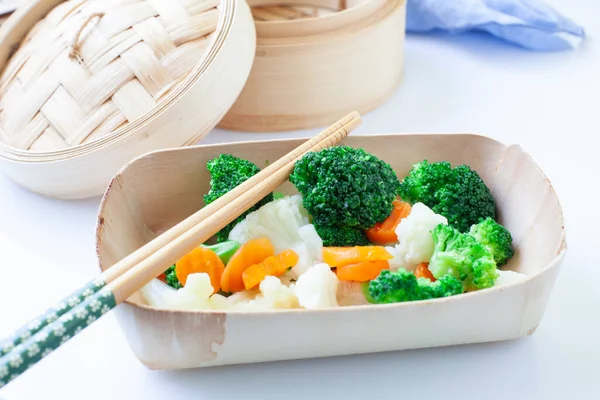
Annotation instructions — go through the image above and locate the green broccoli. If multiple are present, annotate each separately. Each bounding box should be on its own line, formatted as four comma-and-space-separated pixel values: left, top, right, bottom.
367, 269, 463, 304
469, 217, 514, 266
204, 154, 274, 242
314, 225, 370, 247
398, 160, 496, 232
164, 265, 182, 289
289, 146, 400, 246
162, 241, 241, 289
429, 224, 498, 291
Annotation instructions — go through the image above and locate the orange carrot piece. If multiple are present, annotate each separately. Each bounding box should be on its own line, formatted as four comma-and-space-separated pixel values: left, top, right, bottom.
336, 260, 390, 282
415, 262, 436, 281
322, 246, 392, 268
175, 247, 225, 293
242, 249, 300, 290
365, 199, 412, 244
221, 237, 275, 292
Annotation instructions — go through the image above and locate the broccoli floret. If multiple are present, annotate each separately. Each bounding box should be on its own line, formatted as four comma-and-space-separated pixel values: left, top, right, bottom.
289, 146, 401, 229
314, 224, 370, 247
164, 265, 182, 289
469, 217, 514, 266
204, 154, 274, 242
367, 269, 463, 304
429, 224, 498, 291
398, 160, 496, 232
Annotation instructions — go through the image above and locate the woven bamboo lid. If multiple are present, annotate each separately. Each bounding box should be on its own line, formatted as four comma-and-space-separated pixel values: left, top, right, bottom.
0, 0, 256, 199
0, 0, 220, 153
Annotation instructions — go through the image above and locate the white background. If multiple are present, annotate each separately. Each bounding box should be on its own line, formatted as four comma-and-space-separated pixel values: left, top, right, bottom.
0, 0, 598, 399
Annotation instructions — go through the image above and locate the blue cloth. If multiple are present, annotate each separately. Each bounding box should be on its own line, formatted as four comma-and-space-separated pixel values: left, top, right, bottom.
406, 0, 585, 51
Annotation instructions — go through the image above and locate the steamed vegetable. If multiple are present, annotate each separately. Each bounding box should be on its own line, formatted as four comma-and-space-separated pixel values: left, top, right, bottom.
221, 238, 275, 293
163, 265, 182, 289
314, 225, 370, 247
469, 217, 515, 266
289, 146, 401, 246
414, 262, 435, 281
228, 195, 323, 279
242, 249, 299, 290
204, 154, 274, 242
176, 246, 225, 293
143, 273, 299, 311
142, 273, 229, 311
229, 276, 299, 310
367, 269, 463, 304
142, 146, 521, 312
163, 241, 240, 289
322, 246, 392, 267
385, 203, 448, 271
429, 224, 499, 291
336, 260, 390, 282
365, 199, 412, 244
294, 263, 339, 309
397, 160, 496, 232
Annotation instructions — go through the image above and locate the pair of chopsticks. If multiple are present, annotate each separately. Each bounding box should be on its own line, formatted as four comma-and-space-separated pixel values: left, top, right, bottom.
0, 111, 361, 388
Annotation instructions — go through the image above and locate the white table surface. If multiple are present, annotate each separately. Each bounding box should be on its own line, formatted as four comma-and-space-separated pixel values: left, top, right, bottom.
1, 1, 598, 399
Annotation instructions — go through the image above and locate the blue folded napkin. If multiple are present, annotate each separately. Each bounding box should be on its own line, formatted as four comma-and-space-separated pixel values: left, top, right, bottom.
406, 0, 585, 51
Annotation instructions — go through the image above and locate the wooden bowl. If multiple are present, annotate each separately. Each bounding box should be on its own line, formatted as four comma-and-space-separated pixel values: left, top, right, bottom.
217, 0, 406, 132
96, 133, 567, 370
0, 0, 256, 199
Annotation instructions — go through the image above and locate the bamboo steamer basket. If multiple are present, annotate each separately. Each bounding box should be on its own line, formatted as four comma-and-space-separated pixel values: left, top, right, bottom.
96, 133, 566, 370
0, 0, 256, 199
218, 0, 407, 132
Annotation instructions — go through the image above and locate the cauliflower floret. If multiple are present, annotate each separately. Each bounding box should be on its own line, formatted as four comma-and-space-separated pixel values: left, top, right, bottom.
233, 276, 299, 310
494, 269, 528, 287
229, 195, 309, 251
388, 202, 448, 271
141, 273, 214, 310
295, 263, 339, 309
142, 273, 300, 311
228, 195, 323, 279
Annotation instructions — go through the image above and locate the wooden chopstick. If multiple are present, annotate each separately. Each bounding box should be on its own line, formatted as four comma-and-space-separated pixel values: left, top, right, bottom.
0, 112, 361, 388
0, 111, 360, 360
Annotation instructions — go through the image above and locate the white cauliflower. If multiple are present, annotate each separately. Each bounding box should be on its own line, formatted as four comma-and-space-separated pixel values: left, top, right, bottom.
229, 195, 309, 250
142, 274, 299, 311
141, 273, 214, 310
231, 276, 299, 311
494, 269, 528, 287
387, 202, 448, 271
228, 195, 323, 279
294, 263, 339, 309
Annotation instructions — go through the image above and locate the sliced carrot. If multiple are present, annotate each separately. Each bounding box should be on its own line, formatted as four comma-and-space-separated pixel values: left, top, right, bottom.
221, 237, 275, 292
242, 249, 299, 290
336, 260, 390, 282
365, 199, 412, 244
323, 246, 392, 268
175, 247, 225, 293
415, 262, 436, 281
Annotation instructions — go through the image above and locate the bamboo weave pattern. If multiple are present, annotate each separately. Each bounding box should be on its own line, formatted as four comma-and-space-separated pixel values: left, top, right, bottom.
0, 0, 219, 151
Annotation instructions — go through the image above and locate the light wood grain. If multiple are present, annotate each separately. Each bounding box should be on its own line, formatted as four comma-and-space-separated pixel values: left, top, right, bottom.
218, 0, 406, 132
96, 133, 567, 370
0, 0, 257, 199
0, 0, 219, 151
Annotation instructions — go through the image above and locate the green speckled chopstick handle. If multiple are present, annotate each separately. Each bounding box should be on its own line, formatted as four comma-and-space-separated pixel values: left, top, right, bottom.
0, 288, 116, 388
0, 278, 106, 357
